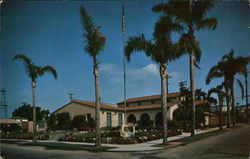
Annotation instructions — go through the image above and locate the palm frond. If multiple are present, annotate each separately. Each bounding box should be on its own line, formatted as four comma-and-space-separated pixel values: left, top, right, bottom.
80, 6, 106, 57
125, 34, 154, 62
38, 66, 58, 79
13, 54, 32, 65
151, 2, 165, 13
196, 17, 218, 31
80, 6, 95, 36
236, 78, 244, 100
206, 64, 224, 84
222, 49, 234, 62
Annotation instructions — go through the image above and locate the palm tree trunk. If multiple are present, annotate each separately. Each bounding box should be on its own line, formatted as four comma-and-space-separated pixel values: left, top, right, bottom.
160, 64, 168, 145
231, 79, 236, 127
225, 81, 231, 128
93, 57, 101, 146
245, 73, 249, 123
189, 53, 195, 136
219, 95, 223, 130
32, 81, 37, 142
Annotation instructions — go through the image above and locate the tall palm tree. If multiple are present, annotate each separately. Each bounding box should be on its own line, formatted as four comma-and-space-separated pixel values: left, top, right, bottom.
125, 15, 183, 145
239, 60, 249, 122
208, 84, 226, 130
80, 6, 106, 146
152, 0, 218, 136
206, 50, 250, 127
13, 54, 57, 142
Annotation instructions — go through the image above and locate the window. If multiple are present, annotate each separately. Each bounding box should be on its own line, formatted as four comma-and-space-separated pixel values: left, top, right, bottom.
118, 113, 122, 127
107, 113, 112, 127
151, 100, 155, 104
138, 102, 141, 106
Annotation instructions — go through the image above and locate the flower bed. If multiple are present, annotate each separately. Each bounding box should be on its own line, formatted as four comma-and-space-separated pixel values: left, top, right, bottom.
60, 129, 182, 144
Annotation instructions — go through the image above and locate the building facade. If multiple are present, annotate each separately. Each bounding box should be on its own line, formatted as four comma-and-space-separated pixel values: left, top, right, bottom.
53, 92, 210, 128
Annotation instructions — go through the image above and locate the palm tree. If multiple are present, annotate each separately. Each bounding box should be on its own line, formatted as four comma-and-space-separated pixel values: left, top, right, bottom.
239, 61, 249, 122
206, 50, 250, 127
208, 84, 226, 130
13, 54, 57, 142
125, 15, 183, 145
152, 0, 218, 136
80, 6, 106, 146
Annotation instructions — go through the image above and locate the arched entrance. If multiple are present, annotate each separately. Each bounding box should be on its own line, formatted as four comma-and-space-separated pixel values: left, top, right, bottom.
127, 114, 136, 124
139, 113, 151, 127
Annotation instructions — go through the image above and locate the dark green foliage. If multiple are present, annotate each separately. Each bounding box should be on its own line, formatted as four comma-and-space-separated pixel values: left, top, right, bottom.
47, 113, 56, 130
12, 103, 50, 122
137, 113, 153, 128
167, 120, 181, 131
155, 112, 163, 127
72, 115, 87, 131
56, 112, 72, 130
86, 115, 95, 131
173, 88, 209, 130
0, 124, 22, 133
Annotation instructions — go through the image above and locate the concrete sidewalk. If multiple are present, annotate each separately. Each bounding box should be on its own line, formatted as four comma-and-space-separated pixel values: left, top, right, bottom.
1, 127, 222, 152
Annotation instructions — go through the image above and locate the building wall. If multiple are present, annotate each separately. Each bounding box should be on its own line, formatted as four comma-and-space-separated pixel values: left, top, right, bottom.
54, 103, 95, 119
54, 103, 124, 128
126, 104, 178, 124
100, 111, 124, 127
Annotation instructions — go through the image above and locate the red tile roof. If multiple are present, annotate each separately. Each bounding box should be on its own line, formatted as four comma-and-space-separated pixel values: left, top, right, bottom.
53, 98, 209, 114
126, 103, 177, 111
72, 100, 124, 111
117, 92, 181, 104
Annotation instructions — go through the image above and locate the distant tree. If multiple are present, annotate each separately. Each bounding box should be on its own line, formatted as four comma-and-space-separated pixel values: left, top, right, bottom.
12, 103, 50, 122
72, 115, 87, 131
56, 112, 72, 130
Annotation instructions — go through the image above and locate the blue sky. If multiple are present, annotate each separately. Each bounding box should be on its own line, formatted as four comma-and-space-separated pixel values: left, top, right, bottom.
1, 0, 250, 117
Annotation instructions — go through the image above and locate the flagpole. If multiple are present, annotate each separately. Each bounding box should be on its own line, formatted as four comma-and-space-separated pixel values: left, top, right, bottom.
121, 0, 127, 125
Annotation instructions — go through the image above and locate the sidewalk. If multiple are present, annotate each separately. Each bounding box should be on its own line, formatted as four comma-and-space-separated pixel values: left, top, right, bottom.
1, 127, 223, 152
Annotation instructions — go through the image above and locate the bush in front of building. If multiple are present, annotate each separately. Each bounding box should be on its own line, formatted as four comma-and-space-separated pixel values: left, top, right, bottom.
56, 112, 72, 130
0, 123, 22, 133
0, 132, 51, 140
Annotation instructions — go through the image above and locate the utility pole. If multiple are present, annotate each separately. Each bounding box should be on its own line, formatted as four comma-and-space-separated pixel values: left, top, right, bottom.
68, 93, 75, 102
0, 89, 8, 119
178, 81, 187, 92
166, 74, 172, 94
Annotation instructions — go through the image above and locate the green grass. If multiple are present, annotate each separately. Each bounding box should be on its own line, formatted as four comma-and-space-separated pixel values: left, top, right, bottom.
20, 142, 116, 152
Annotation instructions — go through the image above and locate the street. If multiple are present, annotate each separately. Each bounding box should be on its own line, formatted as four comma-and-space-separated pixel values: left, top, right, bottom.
1, 124, 250, 159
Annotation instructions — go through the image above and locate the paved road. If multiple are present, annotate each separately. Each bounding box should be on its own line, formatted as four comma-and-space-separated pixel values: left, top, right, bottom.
138, 124, 250, 159
1, 124, 250, 159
